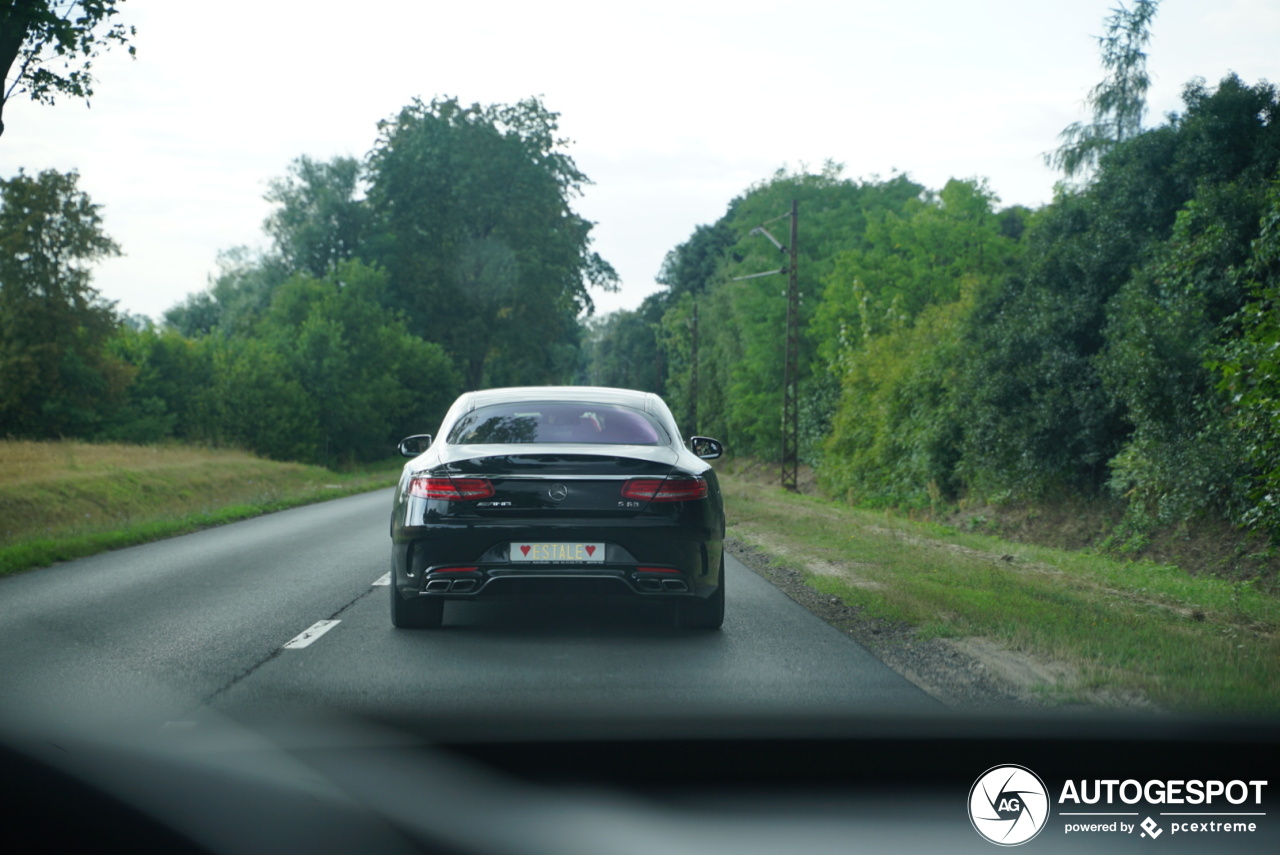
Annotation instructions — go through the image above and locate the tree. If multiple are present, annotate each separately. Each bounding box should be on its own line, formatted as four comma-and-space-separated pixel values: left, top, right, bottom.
163, 246, 291, 338
253, 260, 461, 464
815, 179, 1024, 504
165, 157, 368, 337
0, 0, 136, 138
366, 96, 616, 388
263, 155, 369, 278
581, 212, 730, 431
813, 178, 1019, 358
0, 167, 127, 436
1209, 177, 1280, 534
656, 221, 735, 298
580, 293, 667, 393
1049, 0, 1160, 179
659, 167, 923, 458
1099, 185, 1263, 526
190, 335, 319, 462
820, 296, 972, 507
962, 74, 1280, 499
157, 258, 460, 464
101, 322, 209, 443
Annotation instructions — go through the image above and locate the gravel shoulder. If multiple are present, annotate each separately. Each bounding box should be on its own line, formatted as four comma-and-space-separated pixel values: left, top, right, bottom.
727, 537, 1122, 712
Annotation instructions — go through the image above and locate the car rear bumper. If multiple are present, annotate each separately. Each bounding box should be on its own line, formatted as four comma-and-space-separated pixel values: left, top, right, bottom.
391, 518, 722, 602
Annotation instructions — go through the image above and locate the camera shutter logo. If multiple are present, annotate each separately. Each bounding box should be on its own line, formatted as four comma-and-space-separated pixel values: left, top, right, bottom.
969, 765, 1050, 846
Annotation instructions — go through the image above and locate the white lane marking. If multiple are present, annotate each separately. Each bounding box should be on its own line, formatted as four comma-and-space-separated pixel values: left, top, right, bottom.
372, 572, 391, 586
282, 619, 340, 649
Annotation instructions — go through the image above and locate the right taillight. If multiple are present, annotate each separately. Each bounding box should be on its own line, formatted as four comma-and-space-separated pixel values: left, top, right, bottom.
409, 477, 495, 500
621, 476, 708, 502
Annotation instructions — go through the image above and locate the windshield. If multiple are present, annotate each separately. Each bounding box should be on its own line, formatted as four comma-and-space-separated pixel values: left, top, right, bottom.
2, 4, 1278, 852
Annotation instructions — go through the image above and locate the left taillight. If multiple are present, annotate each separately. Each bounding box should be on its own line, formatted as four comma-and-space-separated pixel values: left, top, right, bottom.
409, 477, 495, 500
620, 476, 708, 502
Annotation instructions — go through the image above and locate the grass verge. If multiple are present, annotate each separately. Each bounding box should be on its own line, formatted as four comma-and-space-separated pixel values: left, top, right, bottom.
0, 440, 400, 576
719, 459, 1280, 714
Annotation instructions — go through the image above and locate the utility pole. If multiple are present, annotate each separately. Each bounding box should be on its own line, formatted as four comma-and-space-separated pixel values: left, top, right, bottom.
781, 199, 799, 493
689, 299, 699, 436
654, 339, 663, 395
735, 200, 800, 493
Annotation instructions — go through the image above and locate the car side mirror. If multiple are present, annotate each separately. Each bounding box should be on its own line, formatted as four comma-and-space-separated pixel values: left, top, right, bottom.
690, 436, 723, 460
397, 434, 433, 458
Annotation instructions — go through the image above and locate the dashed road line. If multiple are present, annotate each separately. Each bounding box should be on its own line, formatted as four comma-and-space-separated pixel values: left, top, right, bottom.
206, 584, 377, 703
373, 572, 391, 586
282, 619, 341, 649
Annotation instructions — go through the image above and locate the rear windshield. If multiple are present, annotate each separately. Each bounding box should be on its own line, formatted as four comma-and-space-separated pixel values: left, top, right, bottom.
448, 402, 668, 446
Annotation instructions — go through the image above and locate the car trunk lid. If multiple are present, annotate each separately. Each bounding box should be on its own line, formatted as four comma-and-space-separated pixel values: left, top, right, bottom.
437, 445, 679, 518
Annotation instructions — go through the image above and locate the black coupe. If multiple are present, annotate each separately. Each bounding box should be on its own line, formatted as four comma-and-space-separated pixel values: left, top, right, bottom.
390, 387, 726, 628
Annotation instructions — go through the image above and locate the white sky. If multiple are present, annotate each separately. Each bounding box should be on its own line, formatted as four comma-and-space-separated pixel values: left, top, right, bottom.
2, 0, 1278, 322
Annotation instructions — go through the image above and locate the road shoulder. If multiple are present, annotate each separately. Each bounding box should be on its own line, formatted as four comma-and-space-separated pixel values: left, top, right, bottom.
726, 537, 1112, 711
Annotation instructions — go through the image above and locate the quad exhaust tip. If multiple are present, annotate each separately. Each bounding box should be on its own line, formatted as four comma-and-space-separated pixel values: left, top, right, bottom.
425, 578, 478, 593
635, 577, 689, 593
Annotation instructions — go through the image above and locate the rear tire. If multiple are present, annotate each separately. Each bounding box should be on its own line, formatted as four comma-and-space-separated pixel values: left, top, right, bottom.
676, 560, 724, 629
390, 586, 444, 628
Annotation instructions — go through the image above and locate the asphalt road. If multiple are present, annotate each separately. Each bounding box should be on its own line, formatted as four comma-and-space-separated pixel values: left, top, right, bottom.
0, 489, 935, 724
7, 493, 1278, 855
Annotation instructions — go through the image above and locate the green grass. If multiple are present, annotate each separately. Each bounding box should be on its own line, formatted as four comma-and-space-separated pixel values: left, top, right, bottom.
0, 440, 400, 576
719, 461, 1280, 714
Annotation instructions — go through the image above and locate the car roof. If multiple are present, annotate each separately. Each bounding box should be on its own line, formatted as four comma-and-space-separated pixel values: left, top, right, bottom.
463, 386, 659, 413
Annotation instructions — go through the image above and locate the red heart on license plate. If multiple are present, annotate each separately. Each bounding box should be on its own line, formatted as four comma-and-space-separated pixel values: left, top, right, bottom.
520, 545, 531, 556
586, 545, 596, 556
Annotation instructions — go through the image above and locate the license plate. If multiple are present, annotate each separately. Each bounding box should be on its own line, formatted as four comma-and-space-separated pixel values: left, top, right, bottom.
509, 542, 606, 563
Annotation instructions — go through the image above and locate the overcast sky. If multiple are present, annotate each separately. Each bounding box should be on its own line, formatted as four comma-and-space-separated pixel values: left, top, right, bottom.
2, 0, 1278, 322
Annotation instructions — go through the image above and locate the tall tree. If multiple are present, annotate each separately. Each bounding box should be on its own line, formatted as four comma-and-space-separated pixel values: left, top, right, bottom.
656, 221, 735, 298
0, 168, 127, 436
165, 157, 366, 337
1213, 178, 1280, 534
1049, 0, 1160, 179
366, 96, 616, 389
580, 293, 668, 394
100, 322, 208, 443
816, 179, 1026, 505
263, 155, 368, 278
963, 75, 1280, 498
252, 260, 461, 464
813, 178, 1019, 357
657, 167, 923, 458
0, 0, 135, 138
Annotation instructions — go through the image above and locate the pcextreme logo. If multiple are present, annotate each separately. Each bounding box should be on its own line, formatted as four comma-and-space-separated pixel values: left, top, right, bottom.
969, 765, 1050, 846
